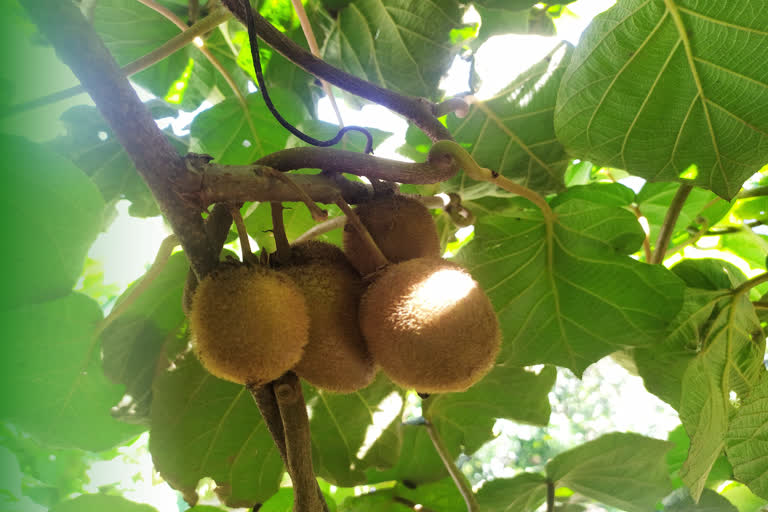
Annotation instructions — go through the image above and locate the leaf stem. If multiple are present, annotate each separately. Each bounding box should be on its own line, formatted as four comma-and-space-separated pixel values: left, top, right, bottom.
733, 272, 768, 296
294, 216, 346, 244
651, 184, 693, 264
335, 198, 389, 273
424, 420, 479, 512
546, 480, 555, 512
229, 205, 258, 264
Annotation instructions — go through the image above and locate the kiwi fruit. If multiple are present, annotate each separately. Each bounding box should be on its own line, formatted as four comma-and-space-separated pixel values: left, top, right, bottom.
281, 241, 375, 392
343, 195, 441, 275
189, 262, 310, 386
359, 257, 500, 393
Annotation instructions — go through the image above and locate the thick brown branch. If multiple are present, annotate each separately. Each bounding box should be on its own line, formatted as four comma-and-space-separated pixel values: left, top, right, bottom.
256, 147, 458, 184
219, 0, 452, 142
21, 0, 218, 278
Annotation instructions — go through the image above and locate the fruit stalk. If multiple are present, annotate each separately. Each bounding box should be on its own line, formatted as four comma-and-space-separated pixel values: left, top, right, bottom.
424, 419, 480, 512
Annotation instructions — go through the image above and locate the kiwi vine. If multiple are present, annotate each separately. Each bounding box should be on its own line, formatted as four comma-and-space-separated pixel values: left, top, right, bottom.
5, 1, 768, 512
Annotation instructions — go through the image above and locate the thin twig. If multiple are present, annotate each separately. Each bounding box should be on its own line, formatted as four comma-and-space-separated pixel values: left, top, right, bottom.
229, 205, 257, 263
424, 420, 479, 512
219, 0, 453, 142
270, 202, 293, 264
335, 198, 389, 272
546, 480, 555, 512
2, 8, 231, 118
752, 301, 768, 310
264, 168, 328, 221
294, 216, 346, 244
651, 184, 693, 264
733, 273, 768, 296
290, 0, 343, 126
96, 234, 179, 337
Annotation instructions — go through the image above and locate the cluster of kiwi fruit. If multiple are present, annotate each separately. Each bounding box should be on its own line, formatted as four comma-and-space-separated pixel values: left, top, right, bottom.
188, 195, 501, 394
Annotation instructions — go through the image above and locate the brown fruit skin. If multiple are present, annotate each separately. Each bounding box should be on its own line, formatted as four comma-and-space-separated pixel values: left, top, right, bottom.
282, 241, 375, 393
343, 195, 441, 275
359, 258, 501, 393
189, 263, 309, 386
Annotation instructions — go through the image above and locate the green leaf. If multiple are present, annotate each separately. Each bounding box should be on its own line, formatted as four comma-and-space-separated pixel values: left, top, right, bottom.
679, 293, 765, 500
672, 258, 747, 291
665, 425, 733, 490
634, 289, 721, 409
321, 0, 463, 99
0, 446, 22, 500
474, 0, 539, 9
391, 478, 465, 512
472, 6, 529, 49
190, 90, 307, 164
149, 353, 283, 507
365, 423, 447, 485
476, 472, 548, 512
726, 373, 768, 501
338, 489, 412, 512
307, 374, 403, 486
49, 105, 171, 218
447, 44, 572, 194
546, 432, 674, 512
721, 482, 768, 512
93, 0, 188, 99
424, 365, 556, 456
49, 494, 158, 512
554, 0, 768, 199
245, 202, 344, 255
100, 252, 190, 422
720, 229, 768, 274
0, 293, 143, 451
0, 135, 104, 310
456, 198, 684, 376
661, 487, 738, 511
550, 182, 636, 208
637, 183, 731, 252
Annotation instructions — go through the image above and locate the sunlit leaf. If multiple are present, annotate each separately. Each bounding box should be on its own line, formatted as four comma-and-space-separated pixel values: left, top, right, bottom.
456, 198, 684, 376
661, 487, 738, 511
726, 373, 768, 501
555, 0, 768, 199
321, 0, 463, 99
50, 494, 158, 512
447, 44, 573, 194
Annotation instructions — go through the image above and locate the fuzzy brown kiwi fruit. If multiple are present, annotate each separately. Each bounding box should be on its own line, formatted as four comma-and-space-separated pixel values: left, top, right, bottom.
189, 262, 309, 386
359, 257, 500, 393
281, 241, 375, 392
343, 195, 441, 275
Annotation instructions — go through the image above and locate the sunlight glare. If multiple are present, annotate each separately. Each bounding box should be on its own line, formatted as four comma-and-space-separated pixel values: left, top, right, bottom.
355, 391, 404, 460
407, 268, 476, 317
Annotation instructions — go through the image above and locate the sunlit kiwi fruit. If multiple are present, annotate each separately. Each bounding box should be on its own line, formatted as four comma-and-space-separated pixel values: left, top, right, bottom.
281, 241, 375, 392
189, 263, 309, 386
343, 195, 441, 275
359, 257, 500, 393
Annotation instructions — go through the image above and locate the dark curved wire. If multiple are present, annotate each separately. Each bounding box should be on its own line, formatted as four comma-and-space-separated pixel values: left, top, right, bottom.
241, 0, 374, 154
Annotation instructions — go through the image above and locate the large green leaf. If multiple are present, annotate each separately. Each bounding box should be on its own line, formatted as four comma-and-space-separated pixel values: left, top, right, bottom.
365, 423, 448, 485
50, 494, 157, 512
0, 293, 143, 451
0, 135, 104, 310
554, 0, 768, 199
637, 182, 731, 253
447, 44, 572, 195
93, 0, 188, 99
662, 488, 739, 511
307, 374, 403, 486
456, 198, 684, 376
101, 252, 190, 423
48, 105, 175, 218
476, 472, 548, 512
149, 353, 283, 507
546, 432, 674, 512
634, 288, 721, 409
190, 90, 307, 164
679, 292, 765, 500
321, 0, 463, 99
424, 365, 556, 456
726, 373, 768, 501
